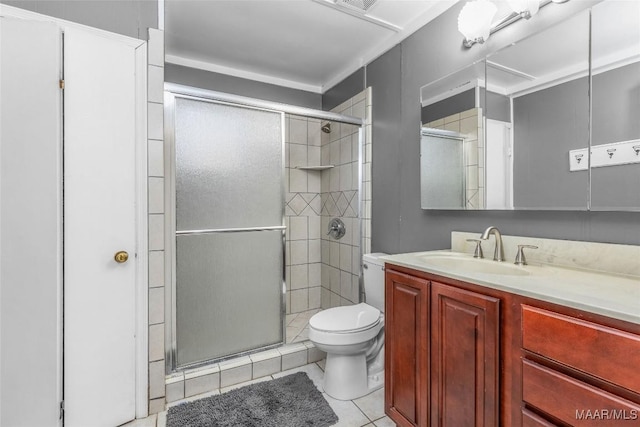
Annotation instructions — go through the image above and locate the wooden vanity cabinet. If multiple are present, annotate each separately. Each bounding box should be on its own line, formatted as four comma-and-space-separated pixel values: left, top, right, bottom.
430, 281, 500, 427
385, 266, 501, 427
385, 269, 430, 427
519, 304, 640, 426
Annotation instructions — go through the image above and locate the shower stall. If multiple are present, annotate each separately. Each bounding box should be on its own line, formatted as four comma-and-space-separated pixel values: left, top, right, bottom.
164, 84, 366, 372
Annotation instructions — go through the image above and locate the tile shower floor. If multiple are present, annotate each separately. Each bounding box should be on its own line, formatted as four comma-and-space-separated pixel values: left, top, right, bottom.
124, 361, 395, 427
286, 309, 320, 343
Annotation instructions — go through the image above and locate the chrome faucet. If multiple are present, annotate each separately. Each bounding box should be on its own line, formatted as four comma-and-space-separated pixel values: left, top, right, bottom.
480, 226, 505, 262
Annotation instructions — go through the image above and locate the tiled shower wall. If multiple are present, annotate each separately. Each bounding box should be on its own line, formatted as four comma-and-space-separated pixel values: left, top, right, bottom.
284, 115, 323, 314
424, 107, 484, 209
320, 88, 372, 309
284, 87, 372, 313
146, 28, 166, 414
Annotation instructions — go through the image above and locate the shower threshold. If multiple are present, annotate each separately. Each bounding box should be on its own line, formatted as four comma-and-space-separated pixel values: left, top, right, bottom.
165, 339, 324, 404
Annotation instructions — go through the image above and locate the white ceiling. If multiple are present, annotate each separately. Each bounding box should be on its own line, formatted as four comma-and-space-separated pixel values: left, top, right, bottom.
163, 0, 459, 93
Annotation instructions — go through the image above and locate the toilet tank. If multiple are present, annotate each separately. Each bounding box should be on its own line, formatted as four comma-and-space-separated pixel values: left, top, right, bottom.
363, 253, 388, 312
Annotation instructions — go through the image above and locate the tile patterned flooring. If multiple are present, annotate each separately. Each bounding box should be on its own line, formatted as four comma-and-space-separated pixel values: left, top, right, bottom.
124, 361, 395, 427
286, 308, 320, 343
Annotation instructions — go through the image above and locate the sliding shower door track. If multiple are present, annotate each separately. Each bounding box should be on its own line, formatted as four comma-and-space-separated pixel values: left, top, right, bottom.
176, 226, 286, 236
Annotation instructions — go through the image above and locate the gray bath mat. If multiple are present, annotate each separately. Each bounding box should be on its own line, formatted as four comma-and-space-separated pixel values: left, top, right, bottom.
167, 371, 338, 427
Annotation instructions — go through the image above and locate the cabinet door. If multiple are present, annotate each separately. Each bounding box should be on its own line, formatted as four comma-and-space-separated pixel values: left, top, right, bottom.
431, 281, 500, 427
385, 269, 430, 427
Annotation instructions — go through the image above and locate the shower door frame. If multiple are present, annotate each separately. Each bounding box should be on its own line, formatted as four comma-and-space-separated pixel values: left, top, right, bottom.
164, 83, 364, 373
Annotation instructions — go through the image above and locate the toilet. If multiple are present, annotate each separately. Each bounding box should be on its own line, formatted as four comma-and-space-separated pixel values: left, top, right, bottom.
309, 253, 387, 400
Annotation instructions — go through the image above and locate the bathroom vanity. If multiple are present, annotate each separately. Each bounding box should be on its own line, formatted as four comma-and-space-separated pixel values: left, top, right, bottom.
382, 233, 640, 427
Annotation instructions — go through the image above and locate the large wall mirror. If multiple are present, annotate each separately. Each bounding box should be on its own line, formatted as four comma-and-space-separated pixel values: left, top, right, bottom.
419, 0, 640, 211
590, 0, 640, 211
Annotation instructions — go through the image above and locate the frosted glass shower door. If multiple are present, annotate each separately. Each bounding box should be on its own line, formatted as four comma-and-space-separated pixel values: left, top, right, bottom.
172, 96, 284, 367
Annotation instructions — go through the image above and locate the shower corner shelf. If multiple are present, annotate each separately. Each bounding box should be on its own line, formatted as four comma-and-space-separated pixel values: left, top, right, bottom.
294, 165, 335, 171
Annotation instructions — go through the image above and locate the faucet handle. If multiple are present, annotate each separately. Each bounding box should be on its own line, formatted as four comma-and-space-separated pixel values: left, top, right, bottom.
466, 239, 484, 259
514, 244, 538, 266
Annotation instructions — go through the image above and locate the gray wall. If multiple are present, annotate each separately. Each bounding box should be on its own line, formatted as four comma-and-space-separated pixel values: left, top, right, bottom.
591, 62, 640, 209
0, 0, 157, 40
324, 0, 640, 253
421, 89, 475, 124
165, 63, 322, 110
513, 61, 640, 210
513, 77, 590, 209
322, 67, 365, 111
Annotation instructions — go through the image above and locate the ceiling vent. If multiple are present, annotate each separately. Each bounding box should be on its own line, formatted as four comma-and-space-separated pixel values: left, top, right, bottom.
335, 0, 378, 13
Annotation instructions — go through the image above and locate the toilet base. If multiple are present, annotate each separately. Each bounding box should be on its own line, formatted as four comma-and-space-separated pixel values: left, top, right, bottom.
323, 349, 384, 401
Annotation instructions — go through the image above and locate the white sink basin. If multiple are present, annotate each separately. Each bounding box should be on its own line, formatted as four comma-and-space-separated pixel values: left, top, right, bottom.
416, 255, 531, 276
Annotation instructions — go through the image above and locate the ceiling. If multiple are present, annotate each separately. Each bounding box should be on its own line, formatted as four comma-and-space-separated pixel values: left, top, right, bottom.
163, 0, 459, 94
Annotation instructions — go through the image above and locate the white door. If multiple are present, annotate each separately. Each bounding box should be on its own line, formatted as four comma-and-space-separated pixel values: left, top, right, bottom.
0, 17, 63, 427
63, 27, 139, 427
485, 119, 513, 209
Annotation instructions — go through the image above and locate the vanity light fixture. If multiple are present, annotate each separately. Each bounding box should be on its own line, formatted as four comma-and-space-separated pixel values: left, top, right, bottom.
507, 0, 540, 19
458, 0, 498, 47
459, 0, 570, 48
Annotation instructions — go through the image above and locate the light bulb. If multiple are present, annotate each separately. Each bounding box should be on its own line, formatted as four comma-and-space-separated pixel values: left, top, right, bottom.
458, 0, 498, 45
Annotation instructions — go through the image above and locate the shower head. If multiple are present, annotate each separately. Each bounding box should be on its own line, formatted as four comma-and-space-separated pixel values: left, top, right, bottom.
321, 123, 331, 134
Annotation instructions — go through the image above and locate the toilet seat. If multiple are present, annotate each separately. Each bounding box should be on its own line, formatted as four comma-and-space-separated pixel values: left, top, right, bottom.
309, 303, 381, 334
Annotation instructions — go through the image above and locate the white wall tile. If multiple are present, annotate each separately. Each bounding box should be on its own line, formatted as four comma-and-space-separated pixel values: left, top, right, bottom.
148, 103, 164, 140
309, 286, 321, 309
340, 243, 352, 272
308, 215, 321, 239
148, 65, 164, 104
340, 137, 352, 164
148, 177, 164, 214
289, 118, 307, 144
185, 372, 220, 397
149, 360, 165, 399
309, 239, 321, 263
165, 380, 184, 403
289, 216, 308, 240
149, 323, 164, 362
290, 265, 308, 290
290, 240, 308, 265
308, 120, 321, 146
252, 357, 281, 379
220, 364, 252, 388
149, 287, 164, 325
308, 172, 321, 194
289, 143, 307, 168
148, 398, 165, 415
148, 214, 164, 251
289, 168, 307, 193
148, 250, 164, 288
148, 139, 164, 177
148, 28, 164, 67
281, 348, 308, 370
290, 289, 309, 313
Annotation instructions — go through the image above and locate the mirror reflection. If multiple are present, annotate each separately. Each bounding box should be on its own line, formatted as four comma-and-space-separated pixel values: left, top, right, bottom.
590, 0, 640, 211
420, 61, 487, 209
485, 9, 590, 210
420, 1, 640, 211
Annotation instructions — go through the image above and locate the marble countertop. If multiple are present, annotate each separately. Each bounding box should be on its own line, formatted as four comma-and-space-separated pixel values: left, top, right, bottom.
381, 250, 640, 325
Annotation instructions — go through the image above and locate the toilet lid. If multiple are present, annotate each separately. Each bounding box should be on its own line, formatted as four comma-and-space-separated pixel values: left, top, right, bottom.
309, 303, 381, 333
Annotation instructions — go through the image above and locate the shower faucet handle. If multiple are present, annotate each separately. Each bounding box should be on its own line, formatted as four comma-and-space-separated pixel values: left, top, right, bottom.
327, 218, 346, 240
466, 239, 484, 259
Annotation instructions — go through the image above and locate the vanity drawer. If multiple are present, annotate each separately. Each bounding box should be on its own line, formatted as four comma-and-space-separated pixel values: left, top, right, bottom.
522, 360, 640, 426
522, 305, 640, 393
522, 409, 558, 427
